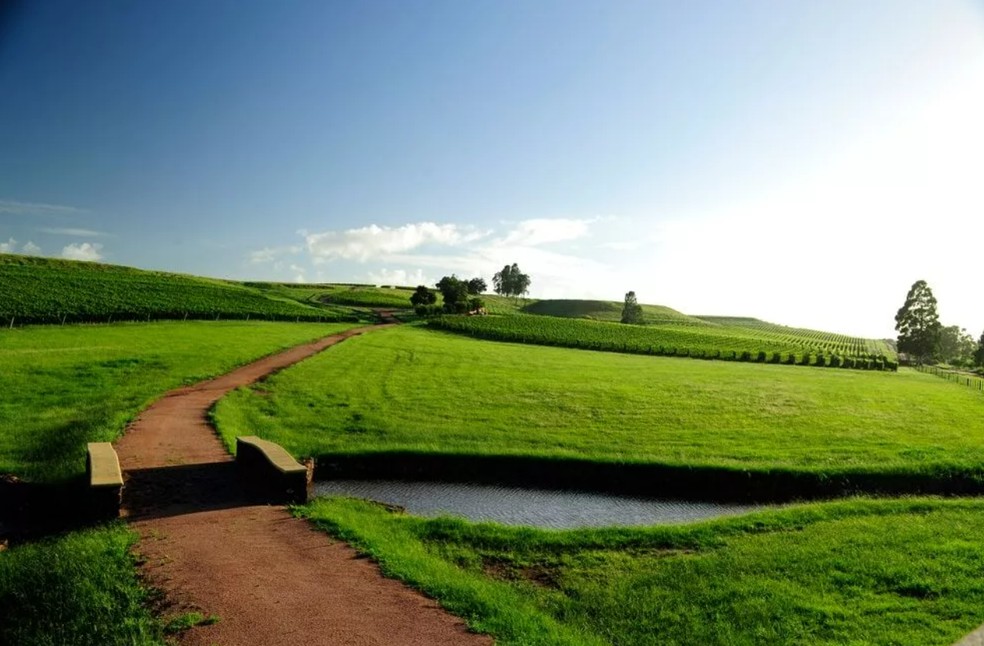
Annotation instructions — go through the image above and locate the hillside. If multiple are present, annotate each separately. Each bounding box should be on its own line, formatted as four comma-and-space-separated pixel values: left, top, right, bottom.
0, 254, 357, 325
521, 299, 707, 325
429, 313, 896, 369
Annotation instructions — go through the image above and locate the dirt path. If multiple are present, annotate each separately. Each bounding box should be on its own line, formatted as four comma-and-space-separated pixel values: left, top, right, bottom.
115, 324, 491, 646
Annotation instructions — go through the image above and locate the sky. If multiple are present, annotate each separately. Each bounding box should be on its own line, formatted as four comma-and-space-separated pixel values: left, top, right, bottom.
1, 0, 982, 338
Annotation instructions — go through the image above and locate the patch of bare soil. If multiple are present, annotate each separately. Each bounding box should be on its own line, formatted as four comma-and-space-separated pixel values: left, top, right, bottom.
115, 324, 491, 645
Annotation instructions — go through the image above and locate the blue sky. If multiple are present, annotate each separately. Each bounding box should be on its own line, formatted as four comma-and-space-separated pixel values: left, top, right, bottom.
1, 0, 982, 337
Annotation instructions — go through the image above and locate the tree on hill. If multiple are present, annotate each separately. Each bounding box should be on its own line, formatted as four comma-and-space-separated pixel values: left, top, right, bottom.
895, 280, 942, 364
492, 263, 531, 298
409, 285, 436, 307
975, 330, 984, 368
620, 291, 644, 324
467, 277, 487, 295
437, 275, 485, 314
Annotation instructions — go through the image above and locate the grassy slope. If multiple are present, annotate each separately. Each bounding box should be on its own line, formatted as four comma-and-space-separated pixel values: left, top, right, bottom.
0, 254, 356, 323
301, 497, 984, 646
0, 320, 357, 481
214, 325, 983, 476
522, 299, 705, 325
0, 524, 164, 646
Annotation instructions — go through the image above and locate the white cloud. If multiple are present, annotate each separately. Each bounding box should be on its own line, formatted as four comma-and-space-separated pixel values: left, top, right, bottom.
289, 264, 307, 283
250, 245, 301, 264
366, 268, 432, 287
0, 200, 85, 215
305, 222, 488, 263
40, 227, 107, 237
0, 238, 44, 255
61, 242, 103, 262
499, 218, 592, 247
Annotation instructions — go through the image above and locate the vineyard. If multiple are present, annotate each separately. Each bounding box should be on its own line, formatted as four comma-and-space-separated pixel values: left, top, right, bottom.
521, 299, 707, 325
428, 314, 897, 370
0, 255, 356, 325
697, 316, 895, 358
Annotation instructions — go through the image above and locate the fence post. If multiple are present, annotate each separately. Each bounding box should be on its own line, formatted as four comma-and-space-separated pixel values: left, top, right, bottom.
8, 317, 13, 329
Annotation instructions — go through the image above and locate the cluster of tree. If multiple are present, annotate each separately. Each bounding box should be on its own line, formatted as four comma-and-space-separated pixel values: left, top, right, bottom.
895, 279, 984, 368
492, 263, 531, 298
410, 275, 486, 316
620, 291, 644, 324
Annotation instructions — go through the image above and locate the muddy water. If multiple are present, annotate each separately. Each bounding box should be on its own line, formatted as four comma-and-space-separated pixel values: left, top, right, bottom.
313, 479, 768, 529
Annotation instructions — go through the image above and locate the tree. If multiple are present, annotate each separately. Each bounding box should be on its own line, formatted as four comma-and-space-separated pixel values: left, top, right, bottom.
895, 280, 942, 364
975, 330, 984, 368
620, 291, 644, 324
466, 277, 487, 295
409, 285, 436, 307
938, 325, 976, 366
436, 275, 469, 313
436, 275, 485, 313
492, 263, 531, 298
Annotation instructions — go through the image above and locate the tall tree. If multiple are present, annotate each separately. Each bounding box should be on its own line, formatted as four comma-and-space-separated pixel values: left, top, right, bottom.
466, 277, 487, 295
492, 263, 531, 298
620, 291, 644, 324
975, 330, 984, 368
894, 280, 942, 364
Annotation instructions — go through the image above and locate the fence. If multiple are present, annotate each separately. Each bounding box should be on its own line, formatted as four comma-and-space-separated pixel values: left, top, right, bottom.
915, 364, 984, 393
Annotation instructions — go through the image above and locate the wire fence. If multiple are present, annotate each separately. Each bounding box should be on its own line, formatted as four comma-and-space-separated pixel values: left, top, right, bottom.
915, 364, 984, 393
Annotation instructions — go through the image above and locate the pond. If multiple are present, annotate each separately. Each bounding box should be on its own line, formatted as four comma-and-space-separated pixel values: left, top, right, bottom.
312, 479, 769, 529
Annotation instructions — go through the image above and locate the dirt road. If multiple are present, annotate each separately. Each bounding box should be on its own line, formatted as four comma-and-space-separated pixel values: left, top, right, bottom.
115, 324, 490, 645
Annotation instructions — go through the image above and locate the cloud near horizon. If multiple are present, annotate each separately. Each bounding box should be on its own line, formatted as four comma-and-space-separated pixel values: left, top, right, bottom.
61, 242, 103, 261
305, 222, 489, 263
248, 218, 616, 294
0, 237, 42, 255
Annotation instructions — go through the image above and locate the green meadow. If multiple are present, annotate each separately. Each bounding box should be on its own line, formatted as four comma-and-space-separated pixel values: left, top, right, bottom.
0, 320, 356, 481
2, 258, 983, 646
300, 496, 984, 646
215, 325, 983, 477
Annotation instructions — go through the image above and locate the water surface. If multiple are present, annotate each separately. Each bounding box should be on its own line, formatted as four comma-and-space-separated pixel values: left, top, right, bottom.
313, 479, 767, 529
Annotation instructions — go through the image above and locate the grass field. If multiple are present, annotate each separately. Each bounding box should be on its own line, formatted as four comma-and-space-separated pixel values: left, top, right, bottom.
428, 314, 895, 369
0, 320, 356, 481
0, 254, 357, 324
301, 496, 984, 646
214, 325, 981, 478
0, 524, 165, 645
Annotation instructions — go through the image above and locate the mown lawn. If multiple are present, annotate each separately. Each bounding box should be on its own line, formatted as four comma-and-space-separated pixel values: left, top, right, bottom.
215, 325, 984, 476
0, 320, 357, 481
301, 496, 984, 646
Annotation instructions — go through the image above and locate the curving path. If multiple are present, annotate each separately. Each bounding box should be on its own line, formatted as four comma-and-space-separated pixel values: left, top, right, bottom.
114, 324, 491, 646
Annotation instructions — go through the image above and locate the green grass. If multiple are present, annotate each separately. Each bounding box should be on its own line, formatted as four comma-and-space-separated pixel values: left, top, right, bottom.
300, 496, 984, 646
0, 524, 165, 646
0, 320, 358, 481
428, 314, 895, 368
0, 254, 357, 324
215, 325, 982, 477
